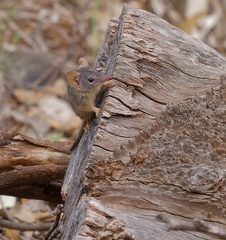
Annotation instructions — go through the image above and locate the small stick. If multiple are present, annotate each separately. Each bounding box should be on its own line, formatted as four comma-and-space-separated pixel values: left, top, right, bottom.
43, 204, 63, 240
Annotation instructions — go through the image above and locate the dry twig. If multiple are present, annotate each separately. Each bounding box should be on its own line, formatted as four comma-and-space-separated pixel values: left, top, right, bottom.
0, 218, 52, 231
43, 204, 63, 240
157, 214, 226, 239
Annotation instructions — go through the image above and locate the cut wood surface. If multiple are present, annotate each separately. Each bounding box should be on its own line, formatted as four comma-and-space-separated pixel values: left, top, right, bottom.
61, 4, 226, 240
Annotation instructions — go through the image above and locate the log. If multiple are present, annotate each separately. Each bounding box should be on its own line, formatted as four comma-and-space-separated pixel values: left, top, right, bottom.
61, 4, 226, 239
0, 131, 70, 203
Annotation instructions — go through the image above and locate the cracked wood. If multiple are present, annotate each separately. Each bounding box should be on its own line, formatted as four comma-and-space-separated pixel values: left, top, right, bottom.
61, 4, 226, 240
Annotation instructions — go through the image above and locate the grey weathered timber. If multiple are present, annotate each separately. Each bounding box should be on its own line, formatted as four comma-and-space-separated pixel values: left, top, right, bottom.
61, 4, 226, 240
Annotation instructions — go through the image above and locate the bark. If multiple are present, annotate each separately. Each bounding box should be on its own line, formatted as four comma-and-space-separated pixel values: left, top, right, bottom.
0, 132, 70, 203
61, 4, 226, 240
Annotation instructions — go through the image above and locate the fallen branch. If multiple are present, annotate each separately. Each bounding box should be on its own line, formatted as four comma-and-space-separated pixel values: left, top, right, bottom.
0, 218, 52, 231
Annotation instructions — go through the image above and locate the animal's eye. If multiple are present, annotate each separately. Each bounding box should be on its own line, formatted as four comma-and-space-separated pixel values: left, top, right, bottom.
88, 77, 94, 83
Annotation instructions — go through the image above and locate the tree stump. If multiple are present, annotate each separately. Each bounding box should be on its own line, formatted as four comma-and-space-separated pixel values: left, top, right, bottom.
61, 4, 226, 240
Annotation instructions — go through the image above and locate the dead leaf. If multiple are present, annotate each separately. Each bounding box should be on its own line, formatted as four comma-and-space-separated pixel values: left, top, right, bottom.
39, 95, 81, 131
5, 229, 23, 240
13, 89, 48, 105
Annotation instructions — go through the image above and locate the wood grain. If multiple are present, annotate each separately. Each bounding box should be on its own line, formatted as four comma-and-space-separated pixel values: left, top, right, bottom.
61, 4, 226, 240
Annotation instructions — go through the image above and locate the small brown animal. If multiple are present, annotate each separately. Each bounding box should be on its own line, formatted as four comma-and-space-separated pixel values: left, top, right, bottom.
67, 67, 114, 150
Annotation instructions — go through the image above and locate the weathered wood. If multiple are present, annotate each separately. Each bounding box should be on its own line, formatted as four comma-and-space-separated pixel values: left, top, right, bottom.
0, 164, 66, 203
0, 143, 69, 172
61, 4, 226, 240
0, 135, 70, 202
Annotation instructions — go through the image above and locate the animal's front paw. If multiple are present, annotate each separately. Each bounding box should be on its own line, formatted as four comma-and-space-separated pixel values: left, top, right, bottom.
93, 106, 101, 117
103, 80, 115, 87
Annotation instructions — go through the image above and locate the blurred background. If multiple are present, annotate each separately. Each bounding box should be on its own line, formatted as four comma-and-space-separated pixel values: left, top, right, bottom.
0, 0, 226, 238
0, 0, 226, 141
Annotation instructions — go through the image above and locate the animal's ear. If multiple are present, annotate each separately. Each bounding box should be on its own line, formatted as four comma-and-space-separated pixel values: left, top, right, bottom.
66, 71, 80, 87
96, 67, 103, 72
78, 57, 89, 67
